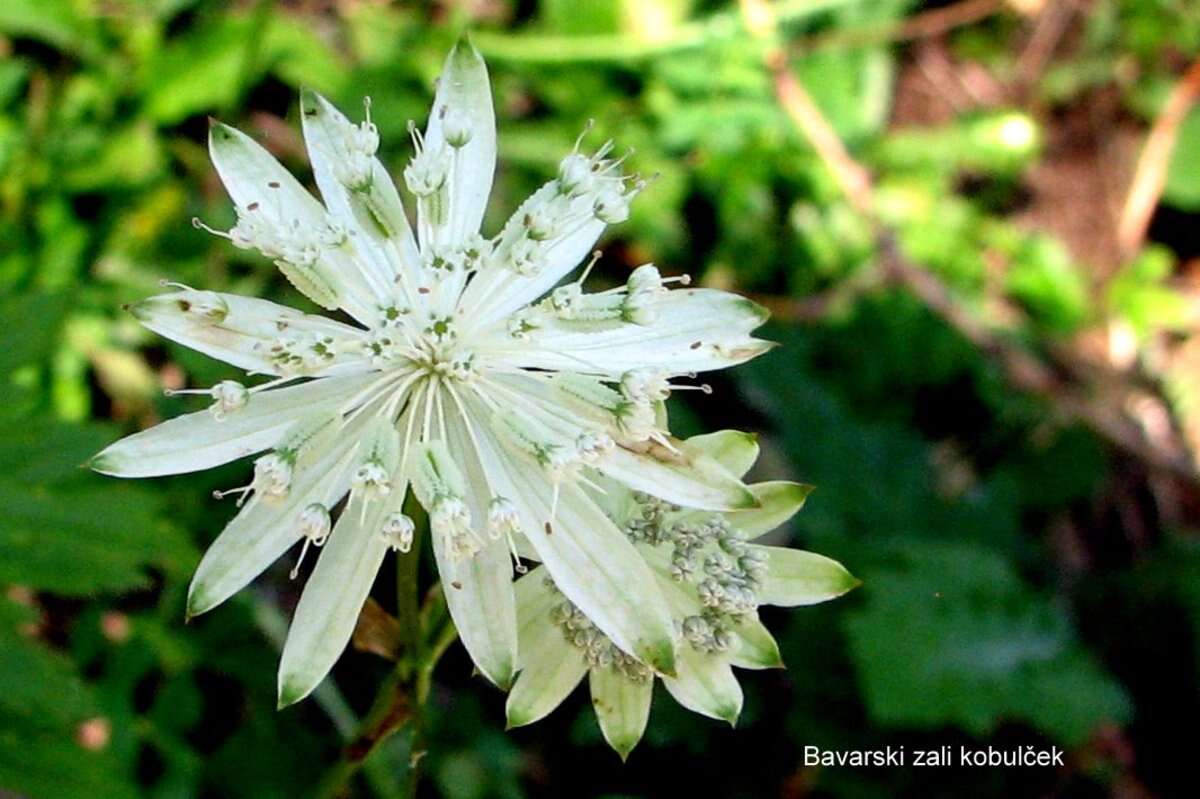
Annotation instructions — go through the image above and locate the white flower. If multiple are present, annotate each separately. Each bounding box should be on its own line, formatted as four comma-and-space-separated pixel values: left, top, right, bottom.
91, 41, 774, 708
504, 431, 859, 760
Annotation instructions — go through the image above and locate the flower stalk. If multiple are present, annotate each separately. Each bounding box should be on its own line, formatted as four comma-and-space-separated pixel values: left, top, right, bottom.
314, 508, 453, 799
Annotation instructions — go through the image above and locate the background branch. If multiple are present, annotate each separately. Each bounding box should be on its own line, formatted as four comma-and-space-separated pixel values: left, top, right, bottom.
1118, 57, 1200, 257
741, 0, 1200, 483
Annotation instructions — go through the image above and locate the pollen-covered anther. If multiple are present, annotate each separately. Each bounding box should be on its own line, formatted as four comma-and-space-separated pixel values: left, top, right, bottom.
380, 512, 416, 553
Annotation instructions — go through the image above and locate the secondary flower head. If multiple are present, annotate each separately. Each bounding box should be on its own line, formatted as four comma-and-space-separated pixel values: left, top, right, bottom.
92, 40, 774, 708
505, 431, 858, 759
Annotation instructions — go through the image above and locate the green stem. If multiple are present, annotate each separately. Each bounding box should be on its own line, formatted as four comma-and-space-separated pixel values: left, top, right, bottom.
396, 498, 427, 657
472, 0, 860, 64
311, 508, 450, 799
312, 666, 413, 799
312, 503, 439, 796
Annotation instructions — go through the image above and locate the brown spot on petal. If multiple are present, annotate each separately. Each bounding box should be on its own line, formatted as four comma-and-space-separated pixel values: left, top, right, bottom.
268, 181, 280, 188
690, 341, 702, 350
247, 202, 259, 211
544, 521, 553, 535
451, 581, 463, 590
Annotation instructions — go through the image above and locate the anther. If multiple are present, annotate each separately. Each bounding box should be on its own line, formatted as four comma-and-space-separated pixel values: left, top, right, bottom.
381, 512, 416, 553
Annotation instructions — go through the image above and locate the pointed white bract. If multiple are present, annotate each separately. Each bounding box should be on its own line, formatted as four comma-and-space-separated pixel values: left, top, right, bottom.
506, 433, 858, 757
95, 41, 778, 709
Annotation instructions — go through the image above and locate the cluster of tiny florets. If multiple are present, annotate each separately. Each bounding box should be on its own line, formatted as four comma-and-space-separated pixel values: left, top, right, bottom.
626, 493, 768, 654
546, 578, 654, 683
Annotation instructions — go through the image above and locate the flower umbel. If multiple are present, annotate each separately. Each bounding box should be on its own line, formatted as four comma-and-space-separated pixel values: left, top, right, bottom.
505, 431, 859, 759
92, 41, 775, 708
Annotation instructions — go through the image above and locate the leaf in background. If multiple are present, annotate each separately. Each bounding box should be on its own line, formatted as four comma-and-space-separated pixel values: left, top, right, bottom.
142, 15, 247, 123
793, 47, 894, 144
0, 0, 101, 59
737, 327, 1022, 549
143, 11, 347, 124
0, 599, 138, 799
0, 292, 68, 375
0, 477, 192, 595
1106, 245, 1190, 338
61, 122, 166, 192
264, 14, 349, 94
1000, 234, 1089, 334
843, 542, 1131, 744
0, 290, 192, 592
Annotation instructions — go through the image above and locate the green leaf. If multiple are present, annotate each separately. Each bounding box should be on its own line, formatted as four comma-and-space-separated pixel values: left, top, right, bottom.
0, 415, 194, 594
843, 542, 1131, 744
143, 11, 347, 124
0, 0, 101, 58
0, 600, 138, 799
0, 292, 68, 374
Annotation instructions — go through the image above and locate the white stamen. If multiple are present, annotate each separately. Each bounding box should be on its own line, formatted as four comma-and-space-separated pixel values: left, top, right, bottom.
290, 502, 332, 579
380, 512, 416, 553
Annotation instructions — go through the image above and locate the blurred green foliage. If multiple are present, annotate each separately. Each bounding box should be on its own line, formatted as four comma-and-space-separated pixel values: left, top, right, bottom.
3, 0, 1200, 797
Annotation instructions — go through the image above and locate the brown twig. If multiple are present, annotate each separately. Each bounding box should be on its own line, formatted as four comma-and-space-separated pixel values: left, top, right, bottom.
1117, 57, 1200, 257
1015, 0, 1077, 90
740, 0, 1200, 482
797, 0, 1004, 54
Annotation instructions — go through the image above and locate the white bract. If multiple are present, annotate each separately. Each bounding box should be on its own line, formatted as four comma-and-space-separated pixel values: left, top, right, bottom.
92, 41, 774, 708
505, 431, 859, 759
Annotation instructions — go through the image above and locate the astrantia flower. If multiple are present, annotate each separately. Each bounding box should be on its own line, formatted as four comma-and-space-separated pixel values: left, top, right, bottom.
505, 431, 858, 759
92, 41, 774, 706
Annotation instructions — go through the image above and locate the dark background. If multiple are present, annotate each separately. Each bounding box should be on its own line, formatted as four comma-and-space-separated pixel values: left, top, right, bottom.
3, 0, 1200, 796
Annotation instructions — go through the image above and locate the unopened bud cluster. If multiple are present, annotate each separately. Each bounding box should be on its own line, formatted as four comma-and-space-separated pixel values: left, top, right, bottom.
546, 580, 654, 683
625, 493, 768, 655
